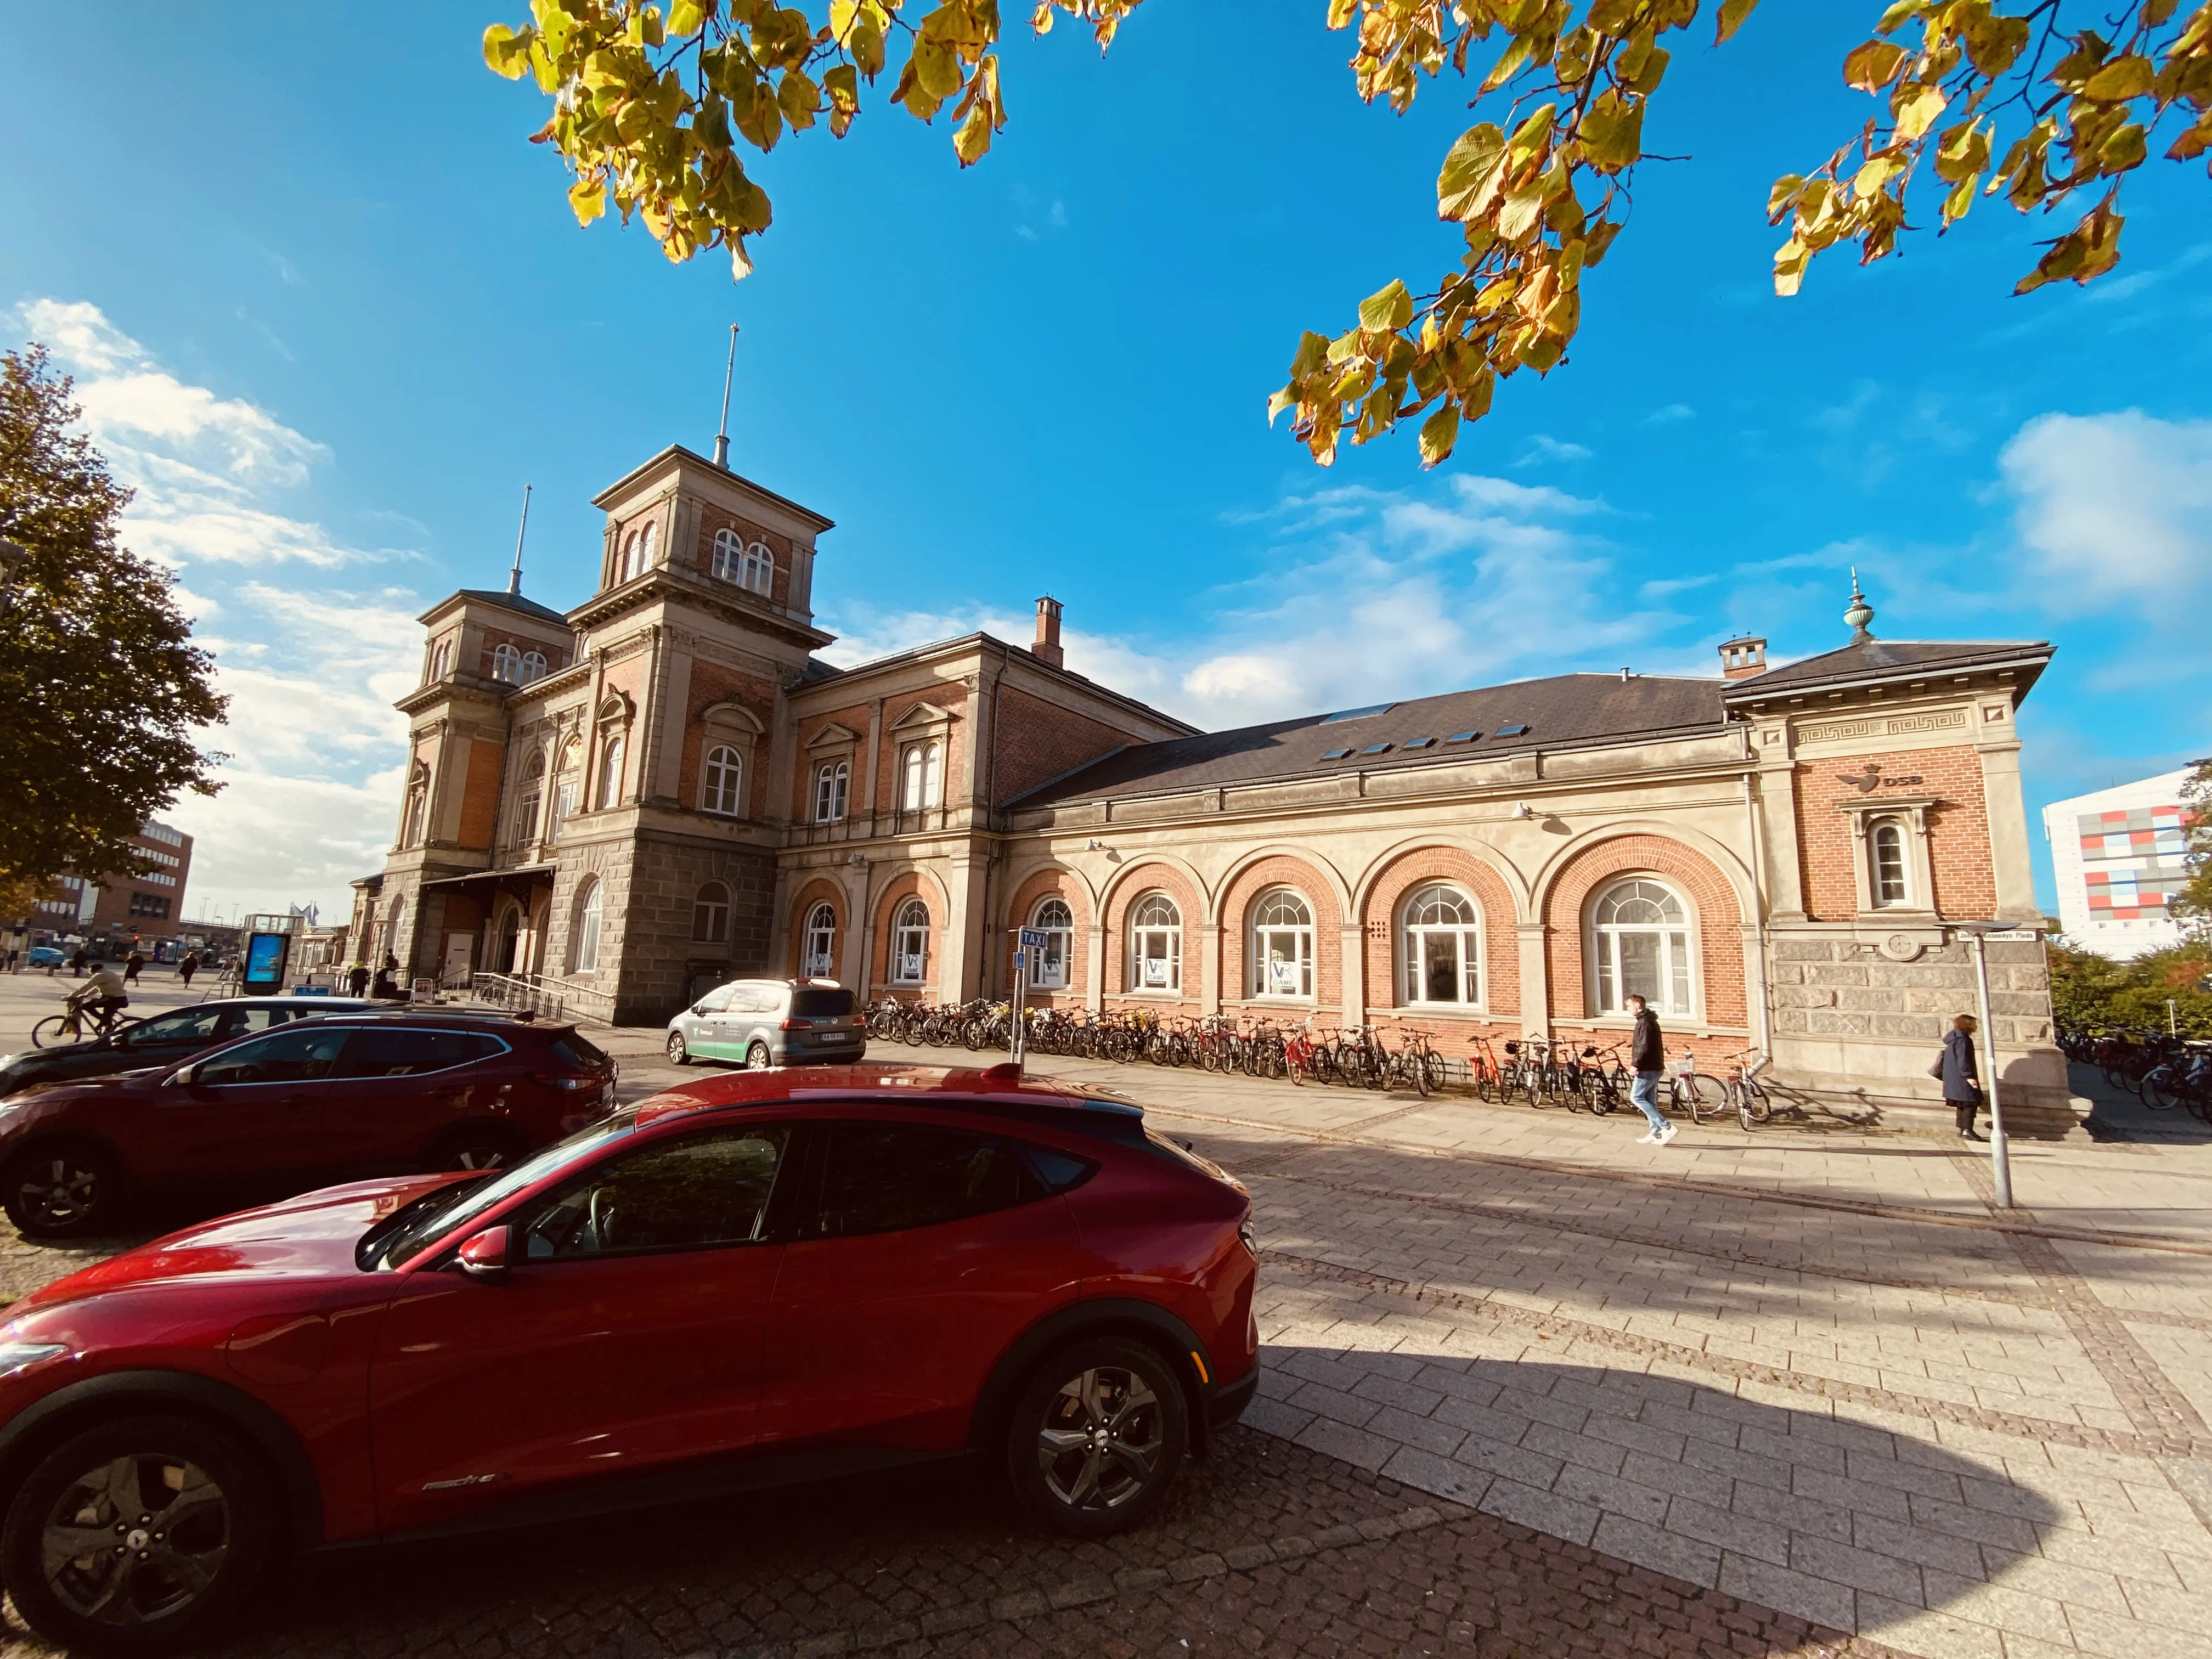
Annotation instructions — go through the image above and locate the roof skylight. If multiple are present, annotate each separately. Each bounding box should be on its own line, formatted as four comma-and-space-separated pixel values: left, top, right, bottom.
1321, 702, 1396, 724
1496, 723, 1530, 737
1321, 747, 1353, 760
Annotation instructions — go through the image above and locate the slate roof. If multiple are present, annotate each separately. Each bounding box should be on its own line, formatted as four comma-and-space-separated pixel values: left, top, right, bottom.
1009, 672, 1729, 808
1720, 636, 2051, 700
452, 588, 572, 627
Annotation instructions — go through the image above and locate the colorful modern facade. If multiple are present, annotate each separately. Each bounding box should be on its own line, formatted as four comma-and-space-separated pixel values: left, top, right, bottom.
2042, 768, 2197, 959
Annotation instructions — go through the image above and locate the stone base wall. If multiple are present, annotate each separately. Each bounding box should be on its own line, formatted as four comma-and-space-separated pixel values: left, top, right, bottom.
612, 834, 777, 1023
1768, 929, 2073, 1135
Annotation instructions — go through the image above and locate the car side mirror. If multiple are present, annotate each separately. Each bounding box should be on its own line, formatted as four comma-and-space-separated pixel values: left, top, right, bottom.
455, 1225, 512, 1283
168, 1064, 195, 1086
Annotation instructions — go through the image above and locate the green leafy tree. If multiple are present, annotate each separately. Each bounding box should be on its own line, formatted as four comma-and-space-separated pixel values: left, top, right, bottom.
2169, 757, 2212, 938
0, 347, 228, 894
2049, 940, 2212, 1036
481, 1, 2212, 466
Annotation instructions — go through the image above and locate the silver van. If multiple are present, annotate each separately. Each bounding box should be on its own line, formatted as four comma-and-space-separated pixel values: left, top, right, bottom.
664, 979, 866, 1069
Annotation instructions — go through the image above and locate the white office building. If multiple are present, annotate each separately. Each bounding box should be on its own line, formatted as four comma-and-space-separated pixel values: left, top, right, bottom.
2042, 767, 2196, 958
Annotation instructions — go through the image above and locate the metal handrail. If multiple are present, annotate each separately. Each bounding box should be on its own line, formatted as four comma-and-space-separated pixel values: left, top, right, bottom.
469, 969, 617, 1027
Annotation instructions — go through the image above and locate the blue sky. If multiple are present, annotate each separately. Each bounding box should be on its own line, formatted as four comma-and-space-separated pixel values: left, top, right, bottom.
4, 2, 2207, 924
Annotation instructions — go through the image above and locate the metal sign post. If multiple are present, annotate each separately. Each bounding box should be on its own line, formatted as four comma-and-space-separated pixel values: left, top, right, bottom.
1960, 921, 2038, 1209
1014, 928, 1052, 1067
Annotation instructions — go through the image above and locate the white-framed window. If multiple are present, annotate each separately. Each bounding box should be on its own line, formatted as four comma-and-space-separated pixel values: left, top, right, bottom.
595, 731, 625, 810
1871, 819, 1909, 906
426, 639, 452, 682
891, 897, 930, 985
519, 650, 548, 684
709, 528, 775, 595
1591, 878, 1694, 1017
1029, 896, 1073, 990
492, 642, 522, 684
693, 881, 730, 944
571, 878, 604, 973
1127, 892, 1182, 992
803, 902, 837, 978
1402, 883, 1481, 1006
900, 741, 943, 810
619, 521, 656, 584
513, 747, 546, 848
702, 745, 743, 816
1250, 888, 1314, 998
812, 760, 850, 823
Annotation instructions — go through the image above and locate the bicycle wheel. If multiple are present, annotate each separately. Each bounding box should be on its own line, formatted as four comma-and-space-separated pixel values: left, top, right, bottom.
1681, 1073, 1725, 1124
1585, 1074, 1616, 1116
1421, 1053, 1447, 1096
1735, 1079, 1771, 1130
30, 1016, 83, 1049
2140, 1071, 2182, 1113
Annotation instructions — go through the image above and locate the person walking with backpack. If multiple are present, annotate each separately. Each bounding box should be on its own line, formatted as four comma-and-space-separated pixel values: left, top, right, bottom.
1628, 993, 1678, 1146
1941, 1013, 1984, 1139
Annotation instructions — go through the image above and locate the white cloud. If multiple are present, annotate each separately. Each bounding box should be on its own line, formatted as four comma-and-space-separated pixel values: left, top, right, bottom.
2000, 410, 2212, 606
7, 297, 428, 925
1515, 433, 1594, 466
1644, 403, 1695, 425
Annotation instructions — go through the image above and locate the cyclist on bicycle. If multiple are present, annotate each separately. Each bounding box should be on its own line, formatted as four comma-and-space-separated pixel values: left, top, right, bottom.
67, 964, 130, 1036
1628, 994, 1678, 1146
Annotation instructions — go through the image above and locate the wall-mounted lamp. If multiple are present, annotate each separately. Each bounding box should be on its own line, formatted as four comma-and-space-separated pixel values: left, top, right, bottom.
1510, 803, 1534, 820
1086, 839, 1105, 850
845, 851, 865, 866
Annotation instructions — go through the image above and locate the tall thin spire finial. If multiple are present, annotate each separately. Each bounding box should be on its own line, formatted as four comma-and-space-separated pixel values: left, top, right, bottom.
508, 483, 532, 596
713, 323, 739, 470
1843, 566, 1876, 642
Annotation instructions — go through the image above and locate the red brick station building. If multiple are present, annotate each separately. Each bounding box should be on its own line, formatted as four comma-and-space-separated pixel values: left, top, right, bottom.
356, 443, 2067, 1128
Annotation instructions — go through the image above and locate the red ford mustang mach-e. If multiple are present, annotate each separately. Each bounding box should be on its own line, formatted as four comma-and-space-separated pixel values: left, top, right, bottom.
0, 1065, 1258, 1655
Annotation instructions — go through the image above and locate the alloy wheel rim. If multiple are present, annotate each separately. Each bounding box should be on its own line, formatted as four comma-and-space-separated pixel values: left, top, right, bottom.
19, 1159, 98, 1225
42, 1453, 230, 1626
1036, 1365, 1163, 1510
453, 1147, 506, 1171
667, 1034, 686, 1060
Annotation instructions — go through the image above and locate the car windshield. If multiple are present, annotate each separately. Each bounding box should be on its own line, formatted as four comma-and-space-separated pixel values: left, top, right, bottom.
358, 1109, 641, 1272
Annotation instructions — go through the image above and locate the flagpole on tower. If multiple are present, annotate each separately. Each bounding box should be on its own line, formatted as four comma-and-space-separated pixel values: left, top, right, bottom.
713, 323, 739, 470
507, 483, 532, 596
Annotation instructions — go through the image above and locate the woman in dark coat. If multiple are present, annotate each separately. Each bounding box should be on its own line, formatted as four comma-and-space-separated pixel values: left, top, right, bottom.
1942, 1013, 1983, 1139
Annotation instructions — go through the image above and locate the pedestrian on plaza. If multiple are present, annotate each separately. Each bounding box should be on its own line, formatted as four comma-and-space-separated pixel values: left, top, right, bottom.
346, 960, 371, 997
1941, 1013, 1984, 1140
178, 949, 200, 989
68, 946, 87, 979
123, 950, 145, 985
1627, 993, 1678, 1146
371, 955, 401, 1000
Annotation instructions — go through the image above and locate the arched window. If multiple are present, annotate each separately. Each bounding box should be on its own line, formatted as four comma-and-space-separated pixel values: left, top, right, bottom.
571, 879, 603, 973
595, 731, 625, 810
900, 741, 942, 810
491, 642, 522, 684
426, 639, 452, 682
739, 540, 774, 595
702, 745, 743, 815
813, 760, 850, 823
803, 901, 837, 978
1402, 884, 1481, 1005
1592, 878, 1693, 1016
891, 898, 930, 985
383, 895, 404, 965
712, 528, 743, 584
619, 521, 657, 583
1250, 888, 1314, 998
518, 650, 548, 684
1030, 896, 1073, 990
513, 746, 546, 848
1871, 820, 1909, 906
1128, 892, 1182, 992
496, 906, 522, 973
693, 881, 730, 944
400, 762, 430, 848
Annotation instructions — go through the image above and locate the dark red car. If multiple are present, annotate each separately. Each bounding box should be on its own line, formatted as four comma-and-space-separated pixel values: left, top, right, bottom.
0, 1013, 617, 1238
0, 1065, 1256, 1655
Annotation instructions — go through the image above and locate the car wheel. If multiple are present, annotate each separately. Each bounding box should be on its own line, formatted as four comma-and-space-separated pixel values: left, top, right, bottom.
1, 1412, 279, 1658
2, 1142, 122, 1239
425, 1126, 524, 1173
666, 1031, 691, 1066
746, 1040, 771, 1070
1006, 1336, 1188, 1537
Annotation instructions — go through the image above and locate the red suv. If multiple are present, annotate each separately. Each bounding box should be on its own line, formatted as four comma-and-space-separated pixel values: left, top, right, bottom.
0, 1013, 617, 1238
0, 1065, 1256, 1654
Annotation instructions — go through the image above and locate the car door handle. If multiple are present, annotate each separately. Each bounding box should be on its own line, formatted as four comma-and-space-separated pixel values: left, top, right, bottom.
279, 1093, 311, 1109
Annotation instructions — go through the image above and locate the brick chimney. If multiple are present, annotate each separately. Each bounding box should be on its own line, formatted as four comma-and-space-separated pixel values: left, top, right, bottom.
1719, 636, 1768, 680
1031, 595, 1064, 669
